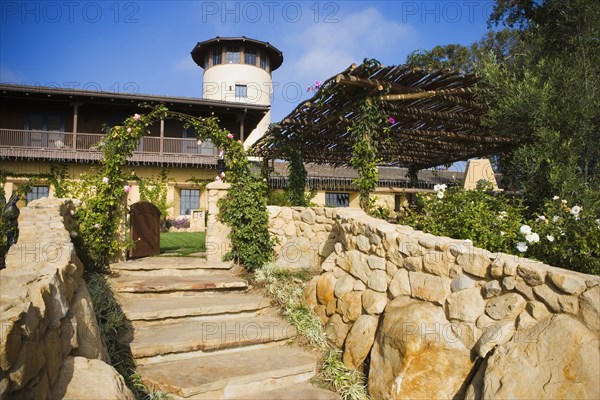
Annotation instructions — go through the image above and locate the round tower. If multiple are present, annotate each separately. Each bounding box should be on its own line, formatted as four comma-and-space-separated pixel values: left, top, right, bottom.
191, 37, 283, 147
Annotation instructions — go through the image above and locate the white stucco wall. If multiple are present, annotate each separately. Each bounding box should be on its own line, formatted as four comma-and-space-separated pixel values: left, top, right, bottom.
203, 64, 272, 105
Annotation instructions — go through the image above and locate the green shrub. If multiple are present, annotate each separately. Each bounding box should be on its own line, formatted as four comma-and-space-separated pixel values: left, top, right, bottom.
267, 190, 291, 206
402, 185, 599, 274
219, 175, 273, 271
402, 184, 525, 254
520, 197, 600, 275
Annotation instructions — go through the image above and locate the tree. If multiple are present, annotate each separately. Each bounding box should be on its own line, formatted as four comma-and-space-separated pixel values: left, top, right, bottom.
406, 44, 473, 73
480, 0, 600, 214
406, 0, 600, 215
405, 29, 522, 75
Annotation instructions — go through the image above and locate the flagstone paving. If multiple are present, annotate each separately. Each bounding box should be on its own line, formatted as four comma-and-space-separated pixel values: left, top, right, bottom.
109, 257, 339, 399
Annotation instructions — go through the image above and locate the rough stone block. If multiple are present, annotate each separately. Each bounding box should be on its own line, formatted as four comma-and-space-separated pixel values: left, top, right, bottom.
409, 271, 451, 305
389, 268, 411, 298
325, 314, 350, 349
485, 293, 526, 320
367, 254, 386, 270
517, 263, 547, 286
533, 284, 579, 314
316, 272, 337, 305
403, 256, 423, 272
450, 274, 476, 292
482, 280, 502, 298
446, 288, 485, 323
456, 252, 490, 278
362, 290, 388, 315
367, 270, 388, 293
337, 292, 362, 323
547, 271, 587, 295
342, 315, 378, 369
334, 274, 355, 299
579, 286, 600, 333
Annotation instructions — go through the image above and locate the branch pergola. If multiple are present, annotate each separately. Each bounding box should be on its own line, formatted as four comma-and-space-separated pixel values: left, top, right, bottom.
252, 62, 527, 171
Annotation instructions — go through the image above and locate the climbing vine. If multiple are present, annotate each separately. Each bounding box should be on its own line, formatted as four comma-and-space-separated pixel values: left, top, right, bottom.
282, 58, 391, 212
219, 173, 273, 270
287, 145, 310, 206
348, 89, 391, 211
137, 168, 172, 227
71, 106, 169, 271
48, 164, 69, 198
70, 104, 273, 272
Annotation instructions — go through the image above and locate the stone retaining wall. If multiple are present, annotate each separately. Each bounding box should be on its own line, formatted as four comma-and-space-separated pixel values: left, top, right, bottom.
268, 206, 600, 399
0, 198, 133, 400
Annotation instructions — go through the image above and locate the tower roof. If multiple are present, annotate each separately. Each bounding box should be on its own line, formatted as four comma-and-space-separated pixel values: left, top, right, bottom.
191, 36, 283, 71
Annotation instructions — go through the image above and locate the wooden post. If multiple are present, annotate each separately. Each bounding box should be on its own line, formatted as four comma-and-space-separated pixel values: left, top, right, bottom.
239, 109, 246, 143
159, 118, 164, 154
72, 103, 79, 149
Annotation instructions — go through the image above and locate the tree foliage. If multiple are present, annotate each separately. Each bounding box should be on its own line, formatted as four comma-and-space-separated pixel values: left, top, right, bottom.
407, 0, 600, 217
481, 0, 600, 214
405, 29, 522, 74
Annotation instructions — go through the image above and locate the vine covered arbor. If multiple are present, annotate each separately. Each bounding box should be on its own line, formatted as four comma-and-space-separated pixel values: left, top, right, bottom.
252, 60, 527, 210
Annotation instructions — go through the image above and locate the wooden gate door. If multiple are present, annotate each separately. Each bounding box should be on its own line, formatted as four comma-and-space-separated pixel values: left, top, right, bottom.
129, 202, 161, 258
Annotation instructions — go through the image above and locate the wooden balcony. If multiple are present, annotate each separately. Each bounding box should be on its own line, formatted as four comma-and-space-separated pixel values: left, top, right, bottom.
0, 129, 219, 166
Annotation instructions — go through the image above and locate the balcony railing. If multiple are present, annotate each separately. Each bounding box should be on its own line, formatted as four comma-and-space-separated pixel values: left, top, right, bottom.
0, 129, 219, 165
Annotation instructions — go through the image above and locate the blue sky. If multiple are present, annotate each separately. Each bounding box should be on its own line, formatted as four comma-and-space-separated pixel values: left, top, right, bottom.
1, 1, 495, 121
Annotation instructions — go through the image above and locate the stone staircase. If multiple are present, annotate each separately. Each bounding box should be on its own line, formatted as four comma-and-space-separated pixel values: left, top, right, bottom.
108, 257, 339, 399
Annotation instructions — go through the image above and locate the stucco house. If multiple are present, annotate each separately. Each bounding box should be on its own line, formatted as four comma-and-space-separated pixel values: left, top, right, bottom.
0, 36, 494, 227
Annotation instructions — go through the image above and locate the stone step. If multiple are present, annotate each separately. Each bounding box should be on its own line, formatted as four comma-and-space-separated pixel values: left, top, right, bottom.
126, 315, 297, 358
230, 383, 340, 400
110, 270, 247, 293
111, 257, 230, 271
119, 293, 271, 321
138, 346, 317, 399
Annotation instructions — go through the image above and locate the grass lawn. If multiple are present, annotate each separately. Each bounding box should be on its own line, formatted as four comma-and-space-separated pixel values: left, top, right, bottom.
160, 232, 206, 256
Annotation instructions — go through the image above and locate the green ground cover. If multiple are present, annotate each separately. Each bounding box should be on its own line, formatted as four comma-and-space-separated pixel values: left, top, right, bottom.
160, 232, 206, 256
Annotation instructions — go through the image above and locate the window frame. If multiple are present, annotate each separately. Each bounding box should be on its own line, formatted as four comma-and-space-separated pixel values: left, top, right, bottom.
211, 48, 222, 67
226, 46, 240, 64
260, 51, 270, 72
325, 192, 350, 208
244, 47, 257, 66
25, 112, 65, 131
180, 189, 200, 215
26, 185, 50, 204
235, 84, 248, 100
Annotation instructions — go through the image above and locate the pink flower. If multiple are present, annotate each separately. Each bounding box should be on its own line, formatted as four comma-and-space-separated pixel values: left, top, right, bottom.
94, 223, 100, 229
215, 175, 221, 181
197, 139, 203, 146
389, 116, 396, 124
307, 86, 313, 92
219, 149, 224, 159
220, 172, 226, 178
133, 114, 141, 121
314, 80, 322, 89
227, 133, 234, 139
123, 185, 131, 194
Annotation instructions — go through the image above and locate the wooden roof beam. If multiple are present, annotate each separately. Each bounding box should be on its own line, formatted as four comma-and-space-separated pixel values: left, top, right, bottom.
380, 87, 473, 101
